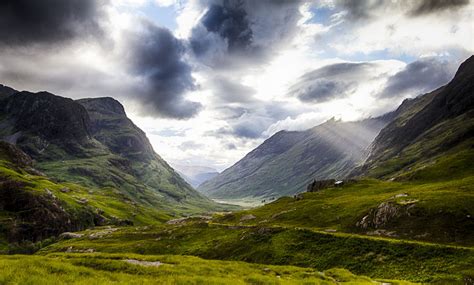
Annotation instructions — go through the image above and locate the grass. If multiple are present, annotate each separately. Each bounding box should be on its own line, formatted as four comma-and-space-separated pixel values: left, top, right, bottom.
0, 157, 173, 226
216, 175, 474, 246
0, 253, 402, 284
39, 222, 474, 283
37, 153, 230, 216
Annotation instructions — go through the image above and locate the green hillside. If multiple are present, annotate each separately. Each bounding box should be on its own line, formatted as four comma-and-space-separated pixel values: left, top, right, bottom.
0, 90, 222, 214
39, 219, 473, 283
0, 90, 234, 249
354, 56, 474, 179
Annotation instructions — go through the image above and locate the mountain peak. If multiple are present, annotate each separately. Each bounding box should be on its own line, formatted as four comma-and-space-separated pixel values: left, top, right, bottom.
0, 84, 18, 97
76, 97, 126, 116
454, 55, 474, 78
0, 91, 92, 157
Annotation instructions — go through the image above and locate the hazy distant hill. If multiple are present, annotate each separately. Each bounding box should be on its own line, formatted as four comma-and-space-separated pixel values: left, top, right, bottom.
173, 164, 219, 188
198, 115, 394, 200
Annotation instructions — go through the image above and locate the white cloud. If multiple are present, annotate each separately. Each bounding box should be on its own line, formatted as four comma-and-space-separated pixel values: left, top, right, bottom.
1, 0, 472, 171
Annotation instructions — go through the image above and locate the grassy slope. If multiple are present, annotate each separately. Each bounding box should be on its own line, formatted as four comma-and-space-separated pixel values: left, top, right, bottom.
36, 143, 474, 283
40, 222, 473, 283
0, 253, 406, 285
215, 144, 474, 246
0, 152, 175, 253
37, 154, 227, 216
0, 92, 229, 219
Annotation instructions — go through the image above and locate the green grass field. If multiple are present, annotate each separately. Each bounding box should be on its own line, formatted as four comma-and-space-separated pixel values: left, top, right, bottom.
0, 253, 410, 284
38, 222, 474, 283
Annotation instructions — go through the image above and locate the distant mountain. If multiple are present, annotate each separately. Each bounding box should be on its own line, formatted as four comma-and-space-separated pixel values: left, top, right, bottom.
173, 164, 219, 188
0, 88, 222, 221
198, 115, 394, 200
353, 55, 474, 179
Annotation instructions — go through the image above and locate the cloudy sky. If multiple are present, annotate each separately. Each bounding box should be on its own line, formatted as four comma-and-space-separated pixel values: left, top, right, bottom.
0, 0, 473, 171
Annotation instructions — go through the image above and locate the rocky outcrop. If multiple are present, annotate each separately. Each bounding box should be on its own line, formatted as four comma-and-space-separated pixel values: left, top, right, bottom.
306, 179, 335, 192
77, 97, 155, 161
0, 179, 97, 243
0, 91, 92, 159
0, 141, 33, 168
240, 214, 256, 222
0, 84, 18, 97
356, 201, 415, 229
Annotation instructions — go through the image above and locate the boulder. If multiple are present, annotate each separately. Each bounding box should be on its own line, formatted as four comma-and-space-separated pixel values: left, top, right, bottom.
240, 214, 256, 221
60, 232, 84, 239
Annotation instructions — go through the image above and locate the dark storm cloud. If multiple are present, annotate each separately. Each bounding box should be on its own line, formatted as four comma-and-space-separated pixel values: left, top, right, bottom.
214, 121, 266, 139
211, 77, 256, 103
334, 0, 470, 21
291, 62, 371, 103
232, 123, 264, 138
198, 1, 252, 53
189, 0, 305, 67
296, 80, 354, 103
381, 57, 455, 98
127, 21, 201, 119
335, 0, 384, 20
0, 0, 104, 46
410, 0, 470, 16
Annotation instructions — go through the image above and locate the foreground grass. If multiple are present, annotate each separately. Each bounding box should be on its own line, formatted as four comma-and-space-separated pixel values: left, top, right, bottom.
40, 223, 474, 283
0, 253, 405, 284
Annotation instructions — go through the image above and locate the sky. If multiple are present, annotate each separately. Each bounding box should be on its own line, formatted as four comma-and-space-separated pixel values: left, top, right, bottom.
0, 0, 473, 171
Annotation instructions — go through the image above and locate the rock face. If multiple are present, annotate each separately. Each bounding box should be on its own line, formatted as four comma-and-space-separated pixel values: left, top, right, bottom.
198, 115, 394, 200
356, 202, 414, 229
306, 179, 335, 192
77, 97, 155, 161
353, 55, 474, 178
0, 91, 92, 159
0, 84, 18, 97
0, 141, 34, 168
0, 172, 98, 245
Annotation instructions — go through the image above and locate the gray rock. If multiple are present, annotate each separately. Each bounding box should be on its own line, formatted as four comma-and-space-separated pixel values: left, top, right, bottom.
124, 259, 162, 267
240, 214, 256, 221
357, 201, 414, 229
60, 232, 84, 239
60, 187, 70, 193
77, 198, 88, 204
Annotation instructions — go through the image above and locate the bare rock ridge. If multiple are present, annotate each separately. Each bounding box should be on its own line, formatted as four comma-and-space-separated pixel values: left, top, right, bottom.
0, 91, 92, 158
77, 97, 156, 161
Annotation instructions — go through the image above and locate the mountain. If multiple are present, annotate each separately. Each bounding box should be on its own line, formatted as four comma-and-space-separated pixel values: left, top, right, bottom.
173, 164, 219, 187
198, 115, 394, 200
353, 55, 474, 180
0, 87, 224, 243
0, 84, 18, 98
0, 141, 100, 248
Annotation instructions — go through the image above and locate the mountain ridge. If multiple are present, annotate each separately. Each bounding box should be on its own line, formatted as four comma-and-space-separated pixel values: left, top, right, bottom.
198, 115, 394, 200
0, 87, 224, 234
353, 55, 474, 179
